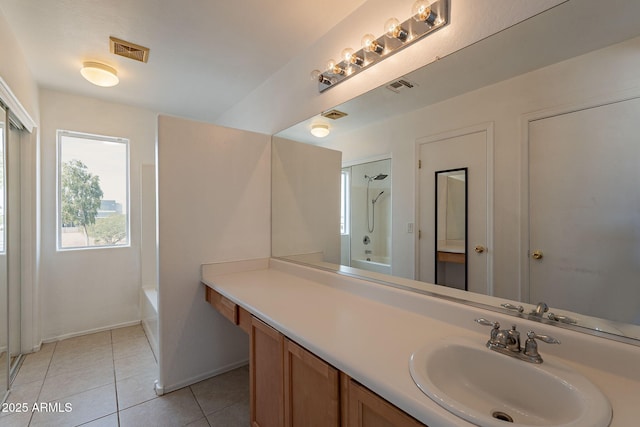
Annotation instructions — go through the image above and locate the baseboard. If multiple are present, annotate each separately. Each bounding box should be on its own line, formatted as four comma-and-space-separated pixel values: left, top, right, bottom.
42, 319, 142, 343
159, 358, 249, 395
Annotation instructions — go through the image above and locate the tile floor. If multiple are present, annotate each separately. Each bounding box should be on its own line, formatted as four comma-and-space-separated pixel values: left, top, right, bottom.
0, 324, 250, 427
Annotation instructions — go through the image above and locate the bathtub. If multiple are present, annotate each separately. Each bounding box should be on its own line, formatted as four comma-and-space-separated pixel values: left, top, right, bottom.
141, 287, 159, 360
351, 257, 391, 275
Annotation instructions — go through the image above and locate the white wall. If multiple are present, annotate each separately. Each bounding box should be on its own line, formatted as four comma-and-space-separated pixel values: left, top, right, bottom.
157, 115, 271, 392
322, 36, 640, 300
272, 137, 341, 263
217, 0, 563, 134
0, 6, 40, 353
39, 89, 157, 340
0, 9, 39, 124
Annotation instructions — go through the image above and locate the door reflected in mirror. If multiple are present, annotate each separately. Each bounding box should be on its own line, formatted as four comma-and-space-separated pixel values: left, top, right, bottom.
435, 168, 466, 290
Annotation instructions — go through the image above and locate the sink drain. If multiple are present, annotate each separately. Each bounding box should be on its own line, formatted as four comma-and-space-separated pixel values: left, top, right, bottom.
492, 411, 514, 423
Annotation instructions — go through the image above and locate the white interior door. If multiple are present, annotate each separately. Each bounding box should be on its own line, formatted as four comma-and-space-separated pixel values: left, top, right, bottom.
528, 97, 640, 324
418, 125, 491, 294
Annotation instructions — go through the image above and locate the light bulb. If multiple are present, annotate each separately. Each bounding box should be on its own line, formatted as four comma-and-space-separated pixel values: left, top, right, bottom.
326, 59, 344, 75
412, 0, 437, 25
361, 33, 384, 55
384, 18, 408, 41
341, 48, 364, 67
310, 69, 321, 81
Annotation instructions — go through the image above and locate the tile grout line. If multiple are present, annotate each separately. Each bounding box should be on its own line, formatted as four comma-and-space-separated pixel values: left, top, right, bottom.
110, 329, 122, 427
188, 385, 212, 426
27, 340, 58, 426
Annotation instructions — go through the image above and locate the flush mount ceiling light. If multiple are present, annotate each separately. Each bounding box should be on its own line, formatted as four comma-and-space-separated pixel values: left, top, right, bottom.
310, 123, 330, 138
310, 0, 448, 93
80, 61, 119, 87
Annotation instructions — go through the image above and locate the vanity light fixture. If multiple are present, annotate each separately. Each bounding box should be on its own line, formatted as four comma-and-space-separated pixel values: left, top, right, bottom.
311, 0, 448, 93
310, 123, 330, 138
80, 61, 119, 87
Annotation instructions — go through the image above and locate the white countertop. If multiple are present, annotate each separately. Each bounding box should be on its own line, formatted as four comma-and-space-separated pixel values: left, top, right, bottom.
201, 258, 640, 427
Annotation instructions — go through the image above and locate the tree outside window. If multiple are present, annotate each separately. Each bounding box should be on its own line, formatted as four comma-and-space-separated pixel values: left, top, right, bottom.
57, 130, 129, 250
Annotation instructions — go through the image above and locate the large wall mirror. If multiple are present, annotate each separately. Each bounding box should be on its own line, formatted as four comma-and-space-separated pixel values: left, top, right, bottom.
271, 0, 640, 343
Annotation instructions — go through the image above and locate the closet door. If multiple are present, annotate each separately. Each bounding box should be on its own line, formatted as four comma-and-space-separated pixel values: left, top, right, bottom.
528, 97, 640, 323
0, 104, 8, 398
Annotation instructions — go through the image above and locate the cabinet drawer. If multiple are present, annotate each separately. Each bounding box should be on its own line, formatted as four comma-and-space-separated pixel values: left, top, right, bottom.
205, 286, 238, 325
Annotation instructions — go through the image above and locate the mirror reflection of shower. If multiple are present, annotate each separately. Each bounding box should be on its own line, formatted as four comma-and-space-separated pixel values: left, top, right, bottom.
341, 159, 392, 275
365, 173, 388, 233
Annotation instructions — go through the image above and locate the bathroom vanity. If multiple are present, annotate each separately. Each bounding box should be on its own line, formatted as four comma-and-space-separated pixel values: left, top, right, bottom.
202, 258, 639, 427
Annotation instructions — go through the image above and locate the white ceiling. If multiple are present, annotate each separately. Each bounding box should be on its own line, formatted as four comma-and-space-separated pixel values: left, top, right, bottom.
0, 0, 367, 123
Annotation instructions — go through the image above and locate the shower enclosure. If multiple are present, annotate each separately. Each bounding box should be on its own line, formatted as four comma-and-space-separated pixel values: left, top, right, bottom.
342, 159, 392, 274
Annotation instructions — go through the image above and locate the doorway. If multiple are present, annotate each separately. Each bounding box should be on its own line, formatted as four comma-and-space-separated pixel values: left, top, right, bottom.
417, 123, 493, 293
527, 97, 640, 324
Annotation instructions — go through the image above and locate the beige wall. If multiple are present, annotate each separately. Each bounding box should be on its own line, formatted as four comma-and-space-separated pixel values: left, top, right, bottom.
157, 115, 270, 392
39, 89, 157, 340
323, 36, 640, 299
272, 137, 341, 263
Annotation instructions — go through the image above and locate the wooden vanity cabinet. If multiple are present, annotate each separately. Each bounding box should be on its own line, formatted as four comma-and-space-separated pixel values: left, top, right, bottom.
284, 339, 340, 427
250, 316, 341, 427
206, 286, 427, 427
250, 317, 284, 427
341, 375, 426, 427
205, 286, 250, 333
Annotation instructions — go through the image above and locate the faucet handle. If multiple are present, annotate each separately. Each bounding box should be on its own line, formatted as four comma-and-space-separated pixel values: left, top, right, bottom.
523, 331, 560, 363
548, 312, 577, 324
527, 331, 560, 344
475, 318, 499, 328
501, 303, 524, 313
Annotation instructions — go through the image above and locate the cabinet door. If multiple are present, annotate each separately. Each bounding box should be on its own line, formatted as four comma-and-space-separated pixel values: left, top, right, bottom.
250, 317, 284, 427
284, 339, 340, 427
344, 377, 426, 427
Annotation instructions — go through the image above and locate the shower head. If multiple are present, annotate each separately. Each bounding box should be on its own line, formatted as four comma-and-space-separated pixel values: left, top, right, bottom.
365, 173, 389, 181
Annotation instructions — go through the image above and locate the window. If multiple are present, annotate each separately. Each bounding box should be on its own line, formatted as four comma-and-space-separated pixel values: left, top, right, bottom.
57, 130, 129, 250
340, 169, 350, 235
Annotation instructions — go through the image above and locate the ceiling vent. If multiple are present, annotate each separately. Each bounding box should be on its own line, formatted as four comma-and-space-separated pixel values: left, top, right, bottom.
321, 109, 348, 120
110, 37, 150, 63
386, 78, 417, 93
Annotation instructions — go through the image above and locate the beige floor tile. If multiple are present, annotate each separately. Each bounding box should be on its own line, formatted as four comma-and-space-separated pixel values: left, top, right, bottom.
187, 417, 212, 427
21, 343, 56, 366
116, 369, 158, 410
0, 379, 41, 426
12, 358, 50, 387
119, 388, 205, 427
0, 411, 32, 427
39, 363, 115, 402
47, 345, 113, 378
112, 336, 154, 361
190, 366, 249, 416
53, 331, 112, 354
111, 324, 146, 343
114, 351, 157, 381
77, 413, 119, 426
1, 379, 43, 413
29, 383, 117, 427
206, 400, 250, 427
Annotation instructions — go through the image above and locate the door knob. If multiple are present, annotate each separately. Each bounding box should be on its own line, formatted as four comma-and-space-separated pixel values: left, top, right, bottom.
532, 250, 543, 260
474, 245, 485, 253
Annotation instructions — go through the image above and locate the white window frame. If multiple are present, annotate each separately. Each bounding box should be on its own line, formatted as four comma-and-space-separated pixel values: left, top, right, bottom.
56, 130, 130, 251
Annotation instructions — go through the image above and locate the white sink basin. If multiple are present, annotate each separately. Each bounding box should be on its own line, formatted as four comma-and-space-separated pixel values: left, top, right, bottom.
409, 337, 611, 427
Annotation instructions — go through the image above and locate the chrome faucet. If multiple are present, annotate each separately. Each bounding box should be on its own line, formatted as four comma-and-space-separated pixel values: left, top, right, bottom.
475, 318, 560, 363
532, 302, 549, 317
